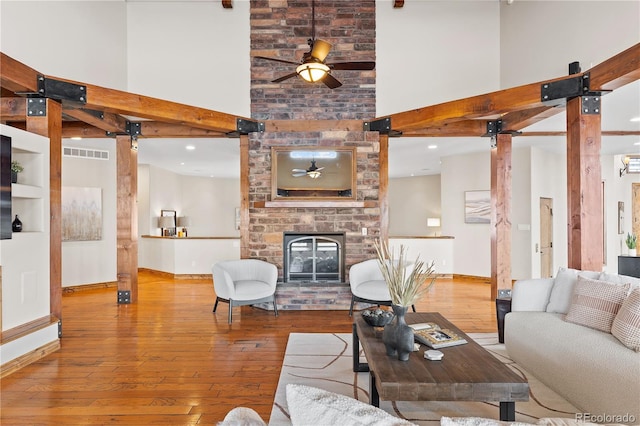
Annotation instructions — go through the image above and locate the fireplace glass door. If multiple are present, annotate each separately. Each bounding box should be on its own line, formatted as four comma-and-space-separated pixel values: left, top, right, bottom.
286, 236, 341, 282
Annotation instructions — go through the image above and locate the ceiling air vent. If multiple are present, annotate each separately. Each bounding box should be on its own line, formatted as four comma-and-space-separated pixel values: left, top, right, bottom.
63, 146, 109, 160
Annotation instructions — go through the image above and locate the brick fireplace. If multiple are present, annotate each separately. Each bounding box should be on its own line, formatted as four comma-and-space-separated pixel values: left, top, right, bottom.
249, 0, 380, 309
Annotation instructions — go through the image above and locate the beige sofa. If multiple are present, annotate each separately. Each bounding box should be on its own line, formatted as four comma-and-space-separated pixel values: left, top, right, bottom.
505, 267, 640, 424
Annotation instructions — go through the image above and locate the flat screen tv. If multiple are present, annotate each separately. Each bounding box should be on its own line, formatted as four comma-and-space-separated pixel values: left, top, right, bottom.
1, 135, 12, 239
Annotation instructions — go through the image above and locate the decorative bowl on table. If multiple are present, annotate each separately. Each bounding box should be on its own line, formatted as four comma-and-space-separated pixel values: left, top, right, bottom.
361, 308, 395, 327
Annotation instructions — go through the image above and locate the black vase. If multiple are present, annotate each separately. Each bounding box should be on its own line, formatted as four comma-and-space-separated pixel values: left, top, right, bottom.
12, 215, 22, 232
11, 171, 17, 184
382, 305, 414, 361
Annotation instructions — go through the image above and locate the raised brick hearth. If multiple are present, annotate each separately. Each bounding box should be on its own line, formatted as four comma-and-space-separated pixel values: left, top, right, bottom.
249, 1, 380, 309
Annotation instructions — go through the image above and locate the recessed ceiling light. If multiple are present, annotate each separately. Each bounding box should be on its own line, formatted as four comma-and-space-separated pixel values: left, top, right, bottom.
427, 145, 437, 150
631, 117, 640, 122
186, 145, 195, 150
180, 162, 185, 166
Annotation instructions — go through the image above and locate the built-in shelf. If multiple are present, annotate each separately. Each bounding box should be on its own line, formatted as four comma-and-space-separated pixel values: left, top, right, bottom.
11, 183, 43, 199
255, 200, 376, 208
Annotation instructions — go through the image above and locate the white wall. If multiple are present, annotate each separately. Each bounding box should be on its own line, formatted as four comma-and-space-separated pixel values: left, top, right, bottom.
126, 1, 250, 116
1, 125, 50, 329
377, 0, 500, 115
0, 1, 128, 91
61, 139, 117, 287
500, 1, 640, 88
440, 149, 492, 277
389, 175, 441, 236
511, 146, 532, 280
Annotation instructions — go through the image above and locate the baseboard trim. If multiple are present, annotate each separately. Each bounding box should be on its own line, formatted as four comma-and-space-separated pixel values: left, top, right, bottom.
1, 340, 60, 378
1, 315, 59, 344
63, 281, 117, 294
452, 274, 491, 283
138, 268, 211, 280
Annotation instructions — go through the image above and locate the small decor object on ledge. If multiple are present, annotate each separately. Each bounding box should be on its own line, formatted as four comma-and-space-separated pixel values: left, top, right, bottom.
375, 239, 436, 361
11, 160, 23, 184
626, 232, 637, 256
12, 214, 22, 232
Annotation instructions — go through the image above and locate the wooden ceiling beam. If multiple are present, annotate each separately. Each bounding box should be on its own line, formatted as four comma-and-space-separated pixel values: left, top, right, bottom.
382, 75, 576, 133
265, 120, 363, 132
400, 119, 488, 137
588, 43, 640, 91
63, 108, 127, 134
0, 97, 27, 120
77, 82, 244, 133
135, 122, 228, 138
0, 52, 40, 94
61, 122, 111, 139
500, 105, 563, 132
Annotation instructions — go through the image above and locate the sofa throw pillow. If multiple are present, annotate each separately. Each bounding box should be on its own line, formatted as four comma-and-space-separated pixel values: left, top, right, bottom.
546, 267, 600, 314
286, 384, 416, 426
565, 276, 630, 333
611, 287, 640, 351
598, 272, 640, 291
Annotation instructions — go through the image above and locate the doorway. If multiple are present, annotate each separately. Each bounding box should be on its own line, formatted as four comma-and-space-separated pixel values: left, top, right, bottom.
540, 197, 553, 278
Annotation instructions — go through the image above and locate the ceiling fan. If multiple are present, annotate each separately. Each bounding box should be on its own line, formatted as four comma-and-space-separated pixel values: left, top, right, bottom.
292, 159, 324, 179
255, 0, 375, 89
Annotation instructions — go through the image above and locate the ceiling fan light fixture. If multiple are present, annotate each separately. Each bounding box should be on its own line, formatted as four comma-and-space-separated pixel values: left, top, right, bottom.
307, 170, 322, 179
296, 62, 330, 83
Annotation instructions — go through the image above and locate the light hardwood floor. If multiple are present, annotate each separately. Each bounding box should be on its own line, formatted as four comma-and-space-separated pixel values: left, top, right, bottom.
0, 271, 497, 425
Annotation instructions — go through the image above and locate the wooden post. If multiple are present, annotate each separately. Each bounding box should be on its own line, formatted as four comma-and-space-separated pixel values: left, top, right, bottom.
379, 133, 389, 244
26, 98, 62, 322
116, 135, 138, 303
240, 134, 250, 259
566, 96, 603, 271
491, 133, 512, 301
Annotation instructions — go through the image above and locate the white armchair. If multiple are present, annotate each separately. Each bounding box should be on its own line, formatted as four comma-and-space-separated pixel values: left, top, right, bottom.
212, 259, 279, 324
348, 259, 416, 316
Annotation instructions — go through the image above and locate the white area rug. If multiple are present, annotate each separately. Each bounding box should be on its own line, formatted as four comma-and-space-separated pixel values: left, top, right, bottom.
269, 333, 579, 425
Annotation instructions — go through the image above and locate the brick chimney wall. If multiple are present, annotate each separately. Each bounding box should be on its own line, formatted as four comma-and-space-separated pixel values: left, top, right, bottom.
249, 0, 380, 284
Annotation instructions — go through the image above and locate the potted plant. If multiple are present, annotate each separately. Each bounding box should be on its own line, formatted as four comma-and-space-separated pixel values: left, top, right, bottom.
626, 232, 637, 256
11, 160, 23, 184
374, 239, 436, 361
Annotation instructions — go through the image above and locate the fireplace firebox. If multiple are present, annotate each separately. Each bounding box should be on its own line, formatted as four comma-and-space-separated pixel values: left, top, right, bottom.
283, 232, 345, 283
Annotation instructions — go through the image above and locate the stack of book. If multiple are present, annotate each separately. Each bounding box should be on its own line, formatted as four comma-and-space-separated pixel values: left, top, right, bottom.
410, 322, 468, 349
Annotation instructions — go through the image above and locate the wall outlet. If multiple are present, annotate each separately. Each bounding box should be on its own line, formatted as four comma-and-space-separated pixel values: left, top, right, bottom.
361, 227, 367, 236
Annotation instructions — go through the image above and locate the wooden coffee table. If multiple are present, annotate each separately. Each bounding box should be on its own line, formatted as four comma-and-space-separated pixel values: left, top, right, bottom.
352, 312, 529, 421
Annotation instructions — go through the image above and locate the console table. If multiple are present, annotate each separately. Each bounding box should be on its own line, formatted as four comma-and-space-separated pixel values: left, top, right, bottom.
618, 255, 640, 278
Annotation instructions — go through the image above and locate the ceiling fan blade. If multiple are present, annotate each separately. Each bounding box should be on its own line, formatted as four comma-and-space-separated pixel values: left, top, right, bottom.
255, 56, 300, 65
273, 72, 299, 83
329, 61, 376, 70
311, 39, 332, 62
322, 74, 342, 89
292, 169, 307, 173
315, 167, 325, 172
292, 172, 307, 177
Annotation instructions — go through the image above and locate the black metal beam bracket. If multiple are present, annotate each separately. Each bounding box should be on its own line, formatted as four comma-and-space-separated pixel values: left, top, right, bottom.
27, 98, 47, 116
364, 117, 391, 133
117, 290, 131, 304
37, 75, 87, 104
483, 120, 502, 137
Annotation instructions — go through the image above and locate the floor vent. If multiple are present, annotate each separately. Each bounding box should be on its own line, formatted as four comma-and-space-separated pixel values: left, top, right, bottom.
63, 146, 109, 160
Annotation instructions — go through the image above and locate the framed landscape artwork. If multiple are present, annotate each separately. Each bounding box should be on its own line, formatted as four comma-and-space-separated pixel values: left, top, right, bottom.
464, 190, 491, 224
62, 186, 103, 241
